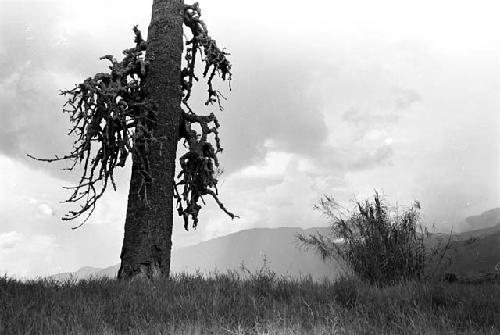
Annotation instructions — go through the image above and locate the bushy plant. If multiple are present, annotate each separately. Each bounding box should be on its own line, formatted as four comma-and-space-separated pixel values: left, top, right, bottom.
299, 192, 427, 285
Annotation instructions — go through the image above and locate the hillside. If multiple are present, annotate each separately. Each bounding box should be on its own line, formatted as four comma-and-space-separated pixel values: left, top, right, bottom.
465, 207, 500, 230
440, 224, 500, 275
50, 207, 500, 281
50, 226, 339, 281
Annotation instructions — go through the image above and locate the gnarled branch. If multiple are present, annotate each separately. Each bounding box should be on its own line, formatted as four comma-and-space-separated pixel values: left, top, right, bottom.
175, 3, 237, 229
28, 26, 152, 227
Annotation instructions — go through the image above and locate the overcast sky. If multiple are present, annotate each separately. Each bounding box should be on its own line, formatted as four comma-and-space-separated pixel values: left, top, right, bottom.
0, 0, 499, 278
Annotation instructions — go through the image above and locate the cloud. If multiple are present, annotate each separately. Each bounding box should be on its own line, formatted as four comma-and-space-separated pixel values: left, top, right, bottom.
0, 1, 149, 178
0, 232, 20, 250
0, 231, 58, 278
216, 59, 330, 173
0, 154, 131, 274
214, 56, 403, 177
183, 153, 337, 242
19, 196, 56, 217
0, 0, 401, 184
342, 107, 398, 126
0, 3, 81, 171
341, 87, 421, 141
341, 107, 399, 142
38, 203, 54, 216
348, 144, 394, 170
394, 88, 421, 110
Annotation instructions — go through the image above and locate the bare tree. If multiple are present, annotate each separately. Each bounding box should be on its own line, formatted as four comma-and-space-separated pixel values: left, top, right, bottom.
29, 0, 237, 279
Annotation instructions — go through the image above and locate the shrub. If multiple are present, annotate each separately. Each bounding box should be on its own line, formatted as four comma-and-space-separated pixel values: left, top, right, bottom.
299, 192, 427, 286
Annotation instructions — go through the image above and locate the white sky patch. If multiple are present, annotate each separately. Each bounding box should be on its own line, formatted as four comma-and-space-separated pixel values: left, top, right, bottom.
38, 203, 54, 216
26, 197, 38, 204
364, 129, 390, 142
0, 155, 62, 210
0, 71, 22, 100
0, 231, 22, 250
236, 151, 292, 178
0, 231, 58, 278
235, 158, 333, 225
180, 155, 337, 244
56, 1, 150, 35
0, 154, 130, 273
297, 157, 317, 174
20, 196, 55, 217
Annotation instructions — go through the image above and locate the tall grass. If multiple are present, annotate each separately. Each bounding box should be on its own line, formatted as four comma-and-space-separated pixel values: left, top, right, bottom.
298, 193, 429, 285
1, 271, 499, 334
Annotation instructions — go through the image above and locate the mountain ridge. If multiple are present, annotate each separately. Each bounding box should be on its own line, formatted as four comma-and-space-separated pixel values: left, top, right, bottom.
49, 207, 500, 281
465, 207, 500, 230
49, 226, 337, 281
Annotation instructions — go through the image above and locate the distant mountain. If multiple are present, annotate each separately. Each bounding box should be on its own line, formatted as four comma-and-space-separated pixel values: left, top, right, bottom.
50, 226, 340, 281
424, 207, 500, 276
436, 223, 500, 275
50, 266, 103, 280
465, 207, 500, 230
50, 208, 500, 281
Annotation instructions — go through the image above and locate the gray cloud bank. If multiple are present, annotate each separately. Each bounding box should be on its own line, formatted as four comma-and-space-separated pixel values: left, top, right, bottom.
0, 0, 397, 185
0, 2, 101, 160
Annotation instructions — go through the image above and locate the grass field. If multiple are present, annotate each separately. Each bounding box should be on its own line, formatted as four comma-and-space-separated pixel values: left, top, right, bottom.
1, 270, 499, 335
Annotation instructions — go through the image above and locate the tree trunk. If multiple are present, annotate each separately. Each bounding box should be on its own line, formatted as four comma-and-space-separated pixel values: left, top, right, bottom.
118, 0, 184, 279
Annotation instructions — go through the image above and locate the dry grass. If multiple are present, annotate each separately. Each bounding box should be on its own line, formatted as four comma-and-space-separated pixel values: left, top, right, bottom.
1, 269, 499, 334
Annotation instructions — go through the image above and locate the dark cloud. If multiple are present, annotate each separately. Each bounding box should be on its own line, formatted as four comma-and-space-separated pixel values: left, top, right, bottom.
0, 1, 131, 179
0, 1, 332, 181
211, 56, 400, 175
0, 2, 106, 79
0, 1, 402, 183
215, 60, 330, 173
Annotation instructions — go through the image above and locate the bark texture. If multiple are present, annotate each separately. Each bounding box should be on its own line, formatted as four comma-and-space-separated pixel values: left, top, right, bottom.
118, 0, 184, 279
